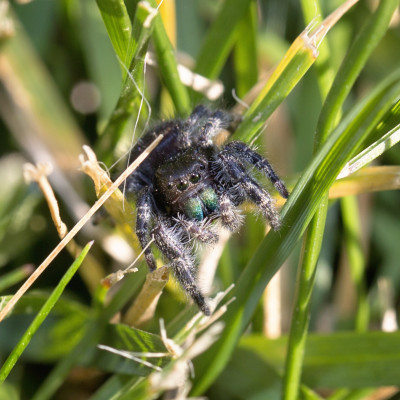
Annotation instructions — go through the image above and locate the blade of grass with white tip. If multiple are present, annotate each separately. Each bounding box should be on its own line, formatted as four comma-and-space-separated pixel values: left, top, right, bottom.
338, 122, 400, 179
0, 241, 93, 384
234, 0, 359, 143
300, 0, 335, 100
192, 69, 400, 395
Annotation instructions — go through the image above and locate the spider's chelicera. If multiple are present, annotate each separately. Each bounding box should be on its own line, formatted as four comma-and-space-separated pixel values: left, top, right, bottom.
125, 105, 289, 315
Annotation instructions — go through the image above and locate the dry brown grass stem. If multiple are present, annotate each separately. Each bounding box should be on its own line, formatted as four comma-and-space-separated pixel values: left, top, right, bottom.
0, 134, 164, 323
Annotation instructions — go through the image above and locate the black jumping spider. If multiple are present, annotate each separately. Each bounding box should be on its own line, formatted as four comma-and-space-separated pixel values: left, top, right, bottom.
125, 105, 288, 315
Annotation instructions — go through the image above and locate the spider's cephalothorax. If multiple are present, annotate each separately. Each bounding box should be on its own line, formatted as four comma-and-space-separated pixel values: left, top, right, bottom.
125, 105, 289, 315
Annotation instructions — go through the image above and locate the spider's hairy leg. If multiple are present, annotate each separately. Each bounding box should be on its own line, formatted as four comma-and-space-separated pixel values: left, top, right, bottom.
187, 104, 214, 124
153, 218, 211, 316
219, 192, 243, 231
215, 151, 281, 230
136, 187, 157, 271
223, 141, 289, 199
242, 177, 281, 230
185, 105, 232, 144
199, 110, 233, 143
174, 215, 219, 244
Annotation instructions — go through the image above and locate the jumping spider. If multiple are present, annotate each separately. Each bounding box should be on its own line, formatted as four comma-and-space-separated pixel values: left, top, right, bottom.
125, 105, 289, 315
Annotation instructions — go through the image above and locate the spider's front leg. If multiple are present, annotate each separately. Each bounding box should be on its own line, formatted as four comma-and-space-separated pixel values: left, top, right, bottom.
223, 141, 289, 199
218, 192, 243, 231
152, 217, 211, 316
174, 214, 219, 244
186, 105, 233, 144
215, 149, 282, 230
136, 187, 157, 271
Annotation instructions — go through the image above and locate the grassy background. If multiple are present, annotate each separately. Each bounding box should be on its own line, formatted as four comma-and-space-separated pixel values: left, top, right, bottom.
1, 0, 400, 399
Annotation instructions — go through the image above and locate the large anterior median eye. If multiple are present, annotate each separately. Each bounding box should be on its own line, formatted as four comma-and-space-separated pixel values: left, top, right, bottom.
177, 180, 189, 191
190, 173, 200, 184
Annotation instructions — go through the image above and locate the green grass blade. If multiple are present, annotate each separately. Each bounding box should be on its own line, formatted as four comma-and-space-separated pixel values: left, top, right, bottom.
79, 2, 121, 120
32, 268, 146, 400
341, 196, 369, 331
233, 0, 359, 143
300, 0, 334, 100
192, 69, 400, 395
339, 122, 400, 178
0, 241, 93, 384
315, 0, 399, 143
0, 265, 33, 293
282, 199, 328, 400
225, 331, 400, 390
282, 2, 398, 398
96, 2, 156, 160
232, 2, 258, 98
96, 0, 133, 77
282, 0, 334, 395
234, 43, 315, 142
147, 0, 191, 116
194, 0, 253, 81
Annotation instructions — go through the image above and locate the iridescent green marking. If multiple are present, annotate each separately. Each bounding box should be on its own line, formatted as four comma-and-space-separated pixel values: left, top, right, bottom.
185, 198, 203, 221
200, 188, 218, 212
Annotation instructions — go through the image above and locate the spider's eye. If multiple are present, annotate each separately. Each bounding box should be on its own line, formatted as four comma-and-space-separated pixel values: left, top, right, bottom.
167, 182, 174, 190
190, 173, 200, 184
177, 180, 189, 191
199, 165, 206, 171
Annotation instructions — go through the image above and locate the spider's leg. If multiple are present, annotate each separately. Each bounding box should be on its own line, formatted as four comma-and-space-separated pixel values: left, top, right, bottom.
218, 192, 243, 231
241, 176, 281, 230
223, 141, 289, 199
199, 110, 232, 144
136, 187, 157, 271
153, 218, 210, 316
188, 105, 242, 131
215, 151, 281, 230
187, 104, 214, 123
174, 215, 219, 244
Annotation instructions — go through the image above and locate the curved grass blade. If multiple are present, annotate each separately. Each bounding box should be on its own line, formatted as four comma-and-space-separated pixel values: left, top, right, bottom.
234, 0, 359, 143
338, 123, 400, 179
192, 69, 400, 395
0, 241, 93, 384
96, 0, 134, 77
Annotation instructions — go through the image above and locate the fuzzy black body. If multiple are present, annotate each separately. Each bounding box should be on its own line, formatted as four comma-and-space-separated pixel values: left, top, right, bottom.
125, 105, 289, 315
